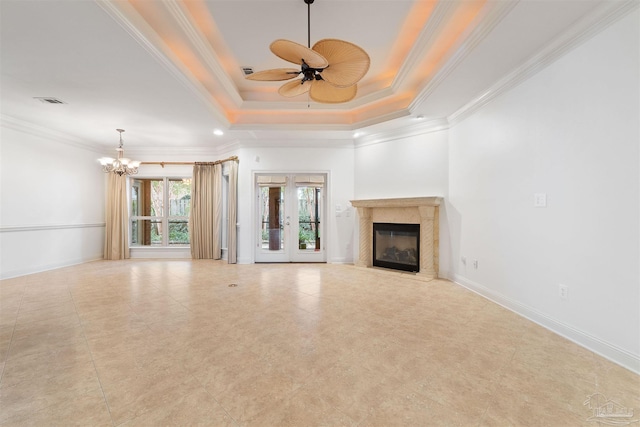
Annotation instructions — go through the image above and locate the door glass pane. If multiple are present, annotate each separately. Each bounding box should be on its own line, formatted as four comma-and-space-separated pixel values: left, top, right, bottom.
259, 186, 284, 250
298, 186, 321, 251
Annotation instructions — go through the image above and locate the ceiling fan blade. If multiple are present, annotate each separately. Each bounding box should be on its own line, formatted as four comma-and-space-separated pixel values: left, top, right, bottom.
279, 79, 312, 97
270, 39, 328, 68
245, 68, 301, 81
312, 39, 370, 87
309, 79, 357, 103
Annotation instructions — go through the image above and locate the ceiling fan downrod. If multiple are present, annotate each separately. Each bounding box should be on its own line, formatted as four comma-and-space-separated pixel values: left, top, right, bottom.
304, 0, 314, 48
300, 0, 324, 85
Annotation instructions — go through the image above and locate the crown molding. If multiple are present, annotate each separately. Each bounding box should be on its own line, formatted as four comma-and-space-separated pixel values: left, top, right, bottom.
355, 117, 449, 148
126, 145, 229, 158
235, 139, 354, 150
239, 86, 397, 112
95, 0, 230, 127
410, 0, 519, 111
0, 115, 104, 153
355, 109, 412, 130
448, 0, 639, 126
391, 1, 459, 94
164, 0, 244, 107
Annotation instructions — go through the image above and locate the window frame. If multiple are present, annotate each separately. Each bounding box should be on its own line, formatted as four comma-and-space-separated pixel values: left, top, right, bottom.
129, 176, 191, 247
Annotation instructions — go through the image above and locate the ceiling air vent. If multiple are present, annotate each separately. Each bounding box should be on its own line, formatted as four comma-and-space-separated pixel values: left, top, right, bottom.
34, 97, 66, 104
241, 67, 254, 76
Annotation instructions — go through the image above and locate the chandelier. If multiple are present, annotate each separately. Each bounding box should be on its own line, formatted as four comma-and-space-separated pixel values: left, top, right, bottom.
98, 129, 140, 176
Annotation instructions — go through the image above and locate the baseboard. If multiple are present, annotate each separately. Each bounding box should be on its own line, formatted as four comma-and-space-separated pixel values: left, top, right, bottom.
1, 255, 104, 280
437, 268, 451, 280
452, 273, 640, 375
329, 258, 353, 264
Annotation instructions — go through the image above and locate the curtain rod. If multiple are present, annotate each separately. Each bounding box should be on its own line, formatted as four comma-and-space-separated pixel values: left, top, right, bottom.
141, 156, 239, 168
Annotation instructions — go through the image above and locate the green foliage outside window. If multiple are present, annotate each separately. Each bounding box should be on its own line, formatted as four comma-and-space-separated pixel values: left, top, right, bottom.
169, 222, 189, 245
298, 213, 315, 243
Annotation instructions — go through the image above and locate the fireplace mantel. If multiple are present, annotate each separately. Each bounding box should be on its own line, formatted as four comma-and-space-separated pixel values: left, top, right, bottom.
350, 197, 442, 209
350, 197, 442, 279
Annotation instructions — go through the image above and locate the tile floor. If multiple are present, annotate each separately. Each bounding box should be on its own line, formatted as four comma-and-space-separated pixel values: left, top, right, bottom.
0, 260, 638, 426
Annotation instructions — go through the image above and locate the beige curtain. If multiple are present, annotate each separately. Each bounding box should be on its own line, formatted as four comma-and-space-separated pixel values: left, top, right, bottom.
227, 160, 238, 264
190, 163, 222, 259
104, 173, 130, 260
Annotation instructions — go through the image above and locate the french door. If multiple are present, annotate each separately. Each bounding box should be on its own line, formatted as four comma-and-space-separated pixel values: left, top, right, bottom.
255, 173, 326, 263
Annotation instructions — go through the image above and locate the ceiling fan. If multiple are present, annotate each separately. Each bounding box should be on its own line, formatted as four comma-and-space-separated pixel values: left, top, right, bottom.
245, 0, 370, 103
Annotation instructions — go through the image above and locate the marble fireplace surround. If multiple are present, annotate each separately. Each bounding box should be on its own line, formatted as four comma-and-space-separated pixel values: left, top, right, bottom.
350, 197, 442, 279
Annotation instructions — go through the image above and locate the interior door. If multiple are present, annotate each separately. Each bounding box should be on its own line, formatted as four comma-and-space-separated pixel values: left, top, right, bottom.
255, 174, 326, 263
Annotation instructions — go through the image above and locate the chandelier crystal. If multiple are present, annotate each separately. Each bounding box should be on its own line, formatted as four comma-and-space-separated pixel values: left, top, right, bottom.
98, 129, 140, 176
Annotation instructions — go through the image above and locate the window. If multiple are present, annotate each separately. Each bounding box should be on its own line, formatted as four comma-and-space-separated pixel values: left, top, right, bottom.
130, 177, 191, 246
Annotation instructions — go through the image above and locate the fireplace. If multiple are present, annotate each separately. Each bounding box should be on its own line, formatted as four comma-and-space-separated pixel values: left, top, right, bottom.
350, 197, 442, 279
373, 223, 420, 272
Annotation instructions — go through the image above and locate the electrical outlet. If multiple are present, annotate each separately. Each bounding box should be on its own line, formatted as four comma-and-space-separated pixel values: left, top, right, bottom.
473, 260, 478, 269
534, 193, 547, 207
559, 284, 568, 300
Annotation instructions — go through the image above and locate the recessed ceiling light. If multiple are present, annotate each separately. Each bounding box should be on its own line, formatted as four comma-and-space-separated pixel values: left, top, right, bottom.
353, 131, 363, 138
415, 114, 425, 120
213, 129, 224, 136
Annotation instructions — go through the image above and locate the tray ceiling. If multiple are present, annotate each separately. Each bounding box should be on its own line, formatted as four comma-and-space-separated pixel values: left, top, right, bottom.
0, 0, 628, 150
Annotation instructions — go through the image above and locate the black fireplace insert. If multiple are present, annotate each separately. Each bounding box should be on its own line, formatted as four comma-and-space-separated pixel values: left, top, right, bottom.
373, 223, 420, 272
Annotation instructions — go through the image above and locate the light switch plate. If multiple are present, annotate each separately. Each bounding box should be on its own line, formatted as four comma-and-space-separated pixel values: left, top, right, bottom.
534, 193, 547, 207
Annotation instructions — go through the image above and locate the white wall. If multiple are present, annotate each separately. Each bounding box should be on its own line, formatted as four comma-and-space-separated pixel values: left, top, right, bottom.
0, 124, 106, 278
354, 130, 451, 274
447, 10, 639, 371
234, 144, 355, 264
354, 131, 449, 199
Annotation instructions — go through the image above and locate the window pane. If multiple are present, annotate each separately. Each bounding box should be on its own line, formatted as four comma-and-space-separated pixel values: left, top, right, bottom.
130, 220, 163, 246
131, 178, 164, 216
169, 221, 189, 245
169, 179, 191, 216
131, 185, 139, 216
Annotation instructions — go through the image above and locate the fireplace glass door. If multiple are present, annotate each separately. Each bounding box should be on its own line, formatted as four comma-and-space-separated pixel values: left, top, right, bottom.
373, 223, 420, 272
